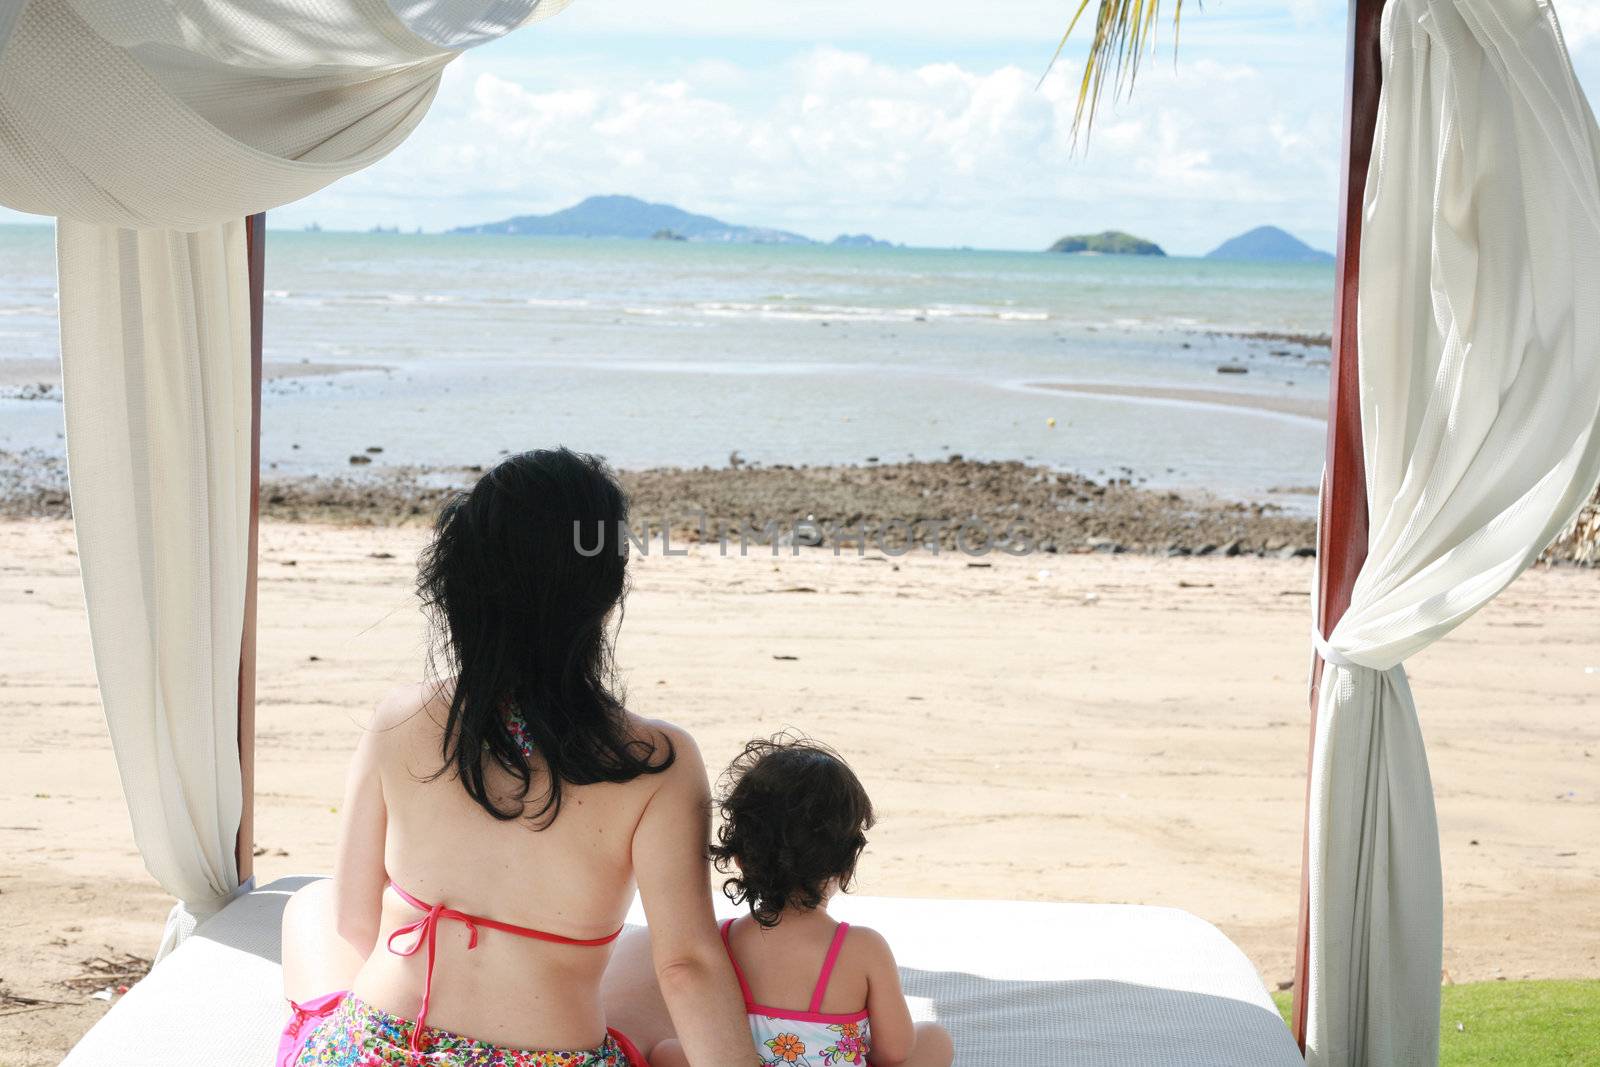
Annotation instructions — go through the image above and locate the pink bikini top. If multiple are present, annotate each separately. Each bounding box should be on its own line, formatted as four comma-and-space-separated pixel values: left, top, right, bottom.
384, 880, 623, 1052
720, 916, 870, 1024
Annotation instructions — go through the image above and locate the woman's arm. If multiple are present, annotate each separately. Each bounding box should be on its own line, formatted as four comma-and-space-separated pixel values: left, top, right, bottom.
330, 712, 388, 956
631, 726, 757, 1066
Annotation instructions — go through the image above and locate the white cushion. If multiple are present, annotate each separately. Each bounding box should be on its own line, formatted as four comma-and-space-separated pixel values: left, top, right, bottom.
63, 877, 306, 1067
65, 878, 1300, 1066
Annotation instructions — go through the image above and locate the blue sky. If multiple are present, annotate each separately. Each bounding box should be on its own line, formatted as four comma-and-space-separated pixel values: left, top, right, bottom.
8, 0, 1600, 254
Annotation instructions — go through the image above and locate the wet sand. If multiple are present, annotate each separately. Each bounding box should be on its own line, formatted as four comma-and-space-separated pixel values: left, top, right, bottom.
3, 517, 1597, 1064
0, 357, 384, 394
1024, 381, 1328, 421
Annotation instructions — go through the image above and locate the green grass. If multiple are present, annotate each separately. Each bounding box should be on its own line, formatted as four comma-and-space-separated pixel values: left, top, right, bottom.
1270, 982, 1600, 1066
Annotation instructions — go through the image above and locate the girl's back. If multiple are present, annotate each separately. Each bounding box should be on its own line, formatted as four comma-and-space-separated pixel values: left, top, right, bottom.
648, 735, 952, 1067
721, 910, 877, 1065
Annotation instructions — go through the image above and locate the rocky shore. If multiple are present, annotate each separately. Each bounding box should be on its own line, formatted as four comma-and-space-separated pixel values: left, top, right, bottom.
8, 447, 1596, 562
1226, 329, 1332, 349
615, 460, 1318, 557
2, 450, 1318, 557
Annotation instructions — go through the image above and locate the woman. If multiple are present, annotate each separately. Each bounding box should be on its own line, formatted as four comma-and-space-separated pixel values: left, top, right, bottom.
279, 448, 755, 1066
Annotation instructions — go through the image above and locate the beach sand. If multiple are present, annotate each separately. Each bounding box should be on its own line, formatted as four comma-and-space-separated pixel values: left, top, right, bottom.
3, 517, 1597, 1063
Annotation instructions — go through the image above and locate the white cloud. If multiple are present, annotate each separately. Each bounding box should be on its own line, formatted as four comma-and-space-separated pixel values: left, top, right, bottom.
1558, 0, 1600, 49
542, 0, 1075, 44
8, 1, 1600, 242
286, 45, 1344, 254
529, 0, 1346, 50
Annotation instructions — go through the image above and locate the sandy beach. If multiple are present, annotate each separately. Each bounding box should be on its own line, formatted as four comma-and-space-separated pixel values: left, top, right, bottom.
3, 516, 1597, 1064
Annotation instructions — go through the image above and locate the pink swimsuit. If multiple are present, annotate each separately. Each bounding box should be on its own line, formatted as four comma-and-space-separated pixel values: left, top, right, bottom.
721, 917, 873, 1067
278, 881, 644, 1066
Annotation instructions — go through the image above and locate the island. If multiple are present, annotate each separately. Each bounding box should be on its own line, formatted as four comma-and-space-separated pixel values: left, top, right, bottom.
1046, 231, 1165, 256
1205, 225, 1333, 263
831, 233, 897, 249
451, 194, 813, 244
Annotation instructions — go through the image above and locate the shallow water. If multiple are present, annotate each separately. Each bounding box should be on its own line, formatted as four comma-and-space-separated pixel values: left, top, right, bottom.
0, 226, 1333, 507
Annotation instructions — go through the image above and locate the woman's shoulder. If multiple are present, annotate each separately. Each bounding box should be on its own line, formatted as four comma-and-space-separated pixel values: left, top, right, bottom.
355, 681, 450, 751
622, 711, 695, 748
614, 713, 710, 796
620, 712, 706, 783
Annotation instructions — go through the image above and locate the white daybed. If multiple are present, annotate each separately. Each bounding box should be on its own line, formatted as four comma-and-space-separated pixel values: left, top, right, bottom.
62, 877, 1301, 1066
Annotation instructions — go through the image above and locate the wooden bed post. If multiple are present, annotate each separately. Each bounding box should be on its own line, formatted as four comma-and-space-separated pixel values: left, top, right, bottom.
1290, 0, 1385, 1051
236, 212, 265, 885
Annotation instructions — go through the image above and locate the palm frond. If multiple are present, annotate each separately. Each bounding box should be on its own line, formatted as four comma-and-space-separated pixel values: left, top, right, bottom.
1044, 0, 1189, 144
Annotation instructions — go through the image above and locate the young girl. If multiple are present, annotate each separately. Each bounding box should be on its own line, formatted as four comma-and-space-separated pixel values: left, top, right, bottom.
650, 737, 955, 1067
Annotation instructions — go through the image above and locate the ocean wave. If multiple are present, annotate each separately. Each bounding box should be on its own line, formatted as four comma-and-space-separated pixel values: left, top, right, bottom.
250, 288, 1321, 339
685, 300, 1052, 324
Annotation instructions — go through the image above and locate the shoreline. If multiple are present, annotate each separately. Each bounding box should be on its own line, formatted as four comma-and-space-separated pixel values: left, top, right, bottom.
2, 451, 1320, 557
5, 450, 1593, 564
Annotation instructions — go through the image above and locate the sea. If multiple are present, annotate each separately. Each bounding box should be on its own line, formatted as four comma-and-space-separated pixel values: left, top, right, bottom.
0, 225, 1334, 510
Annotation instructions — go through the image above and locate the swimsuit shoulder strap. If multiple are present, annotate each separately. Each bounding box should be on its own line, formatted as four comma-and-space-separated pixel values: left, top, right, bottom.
719, 917, 757, 1006
808, 922, 851, 1014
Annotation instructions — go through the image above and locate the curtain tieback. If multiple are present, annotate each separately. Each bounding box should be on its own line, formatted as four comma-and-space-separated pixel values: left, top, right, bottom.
1312, 629, 1362, 670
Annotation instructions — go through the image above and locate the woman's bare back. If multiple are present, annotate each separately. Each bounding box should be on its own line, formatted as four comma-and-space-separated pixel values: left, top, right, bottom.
282, 448, 755, 1065
341, 682, 689, 1051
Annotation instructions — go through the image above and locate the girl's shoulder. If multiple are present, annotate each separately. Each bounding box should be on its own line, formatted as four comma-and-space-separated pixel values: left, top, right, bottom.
828, 921, 899, 989
840, 921, 896, 964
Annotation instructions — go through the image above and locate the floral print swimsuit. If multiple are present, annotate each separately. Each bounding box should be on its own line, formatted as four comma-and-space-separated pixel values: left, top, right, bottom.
281, 993, 638, 1067
720, 917, 873, 1067
277, 711, 645, 1067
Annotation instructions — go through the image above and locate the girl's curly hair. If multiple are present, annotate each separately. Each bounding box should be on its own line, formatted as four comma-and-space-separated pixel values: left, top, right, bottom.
709, 734, 875, 928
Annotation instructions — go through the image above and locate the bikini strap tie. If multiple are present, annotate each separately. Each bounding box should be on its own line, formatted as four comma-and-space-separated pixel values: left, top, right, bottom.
387, 902, 483, 1053
382, 881, 620, 1054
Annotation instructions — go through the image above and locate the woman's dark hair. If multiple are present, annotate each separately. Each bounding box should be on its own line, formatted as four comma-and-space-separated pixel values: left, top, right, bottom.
418, 447, 671, 825
709, 734, 875, 928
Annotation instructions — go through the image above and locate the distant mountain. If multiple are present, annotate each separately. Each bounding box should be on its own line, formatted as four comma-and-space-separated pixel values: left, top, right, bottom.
451, 195, 814, 244
831, 233, 897, 249
1047, 231, 1165, 256
1206, 225, 1332, 263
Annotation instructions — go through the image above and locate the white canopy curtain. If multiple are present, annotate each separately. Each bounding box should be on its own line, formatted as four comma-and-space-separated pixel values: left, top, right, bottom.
1306, 0, 1600, 1063
0, 0, 567, 955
